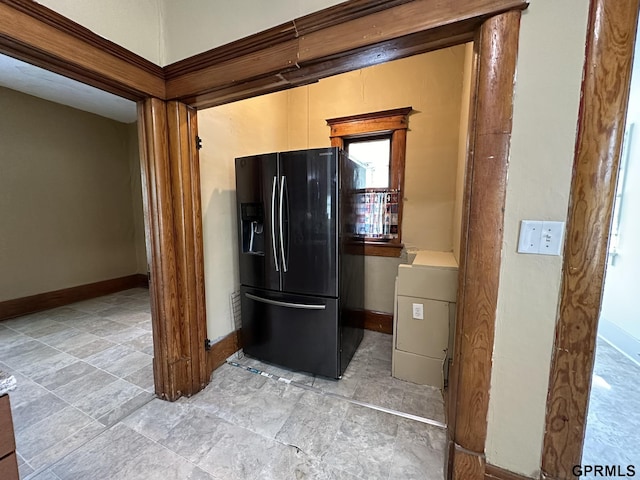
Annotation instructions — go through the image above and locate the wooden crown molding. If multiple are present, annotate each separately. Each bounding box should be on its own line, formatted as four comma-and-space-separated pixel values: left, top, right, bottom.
162, 1, 419, 100
281, 18, 477, 86
297, 0, 526, 64
0, 0, 527, 108
0, 0, 165, 100
164, 0, 528, 107
181, 20, 477, 109
163, 0, 414, 79
1, 0, 163, 77
163, 23, 298, 79
293, 0, 416, 36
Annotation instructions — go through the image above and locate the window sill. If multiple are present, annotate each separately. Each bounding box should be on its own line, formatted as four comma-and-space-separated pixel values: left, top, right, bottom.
343, 240, 403, 257
363, 242, 403, 257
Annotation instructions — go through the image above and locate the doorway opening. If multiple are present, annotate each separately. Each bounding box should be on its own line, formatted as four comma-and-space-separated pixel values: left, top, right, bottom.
583, 23, 640, 465
0, 53, 156, 476
194, 44, 474, 477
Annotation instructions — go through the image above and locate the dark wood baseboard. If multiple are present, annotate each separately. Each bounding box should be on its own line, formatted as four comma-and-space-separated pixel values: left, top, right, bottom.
363, 310, 393, 334
204, 313, 392, 380
485, 464, 534, 480
206, 328, 243, 376
0, 274, 148, 321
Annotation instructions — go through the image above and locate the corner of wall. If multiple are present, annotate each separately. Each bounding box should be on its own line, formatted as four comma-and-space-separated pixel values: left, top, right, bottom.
127, 122, 148, 275
157, 0, 168, 67
452, 42, 474, 264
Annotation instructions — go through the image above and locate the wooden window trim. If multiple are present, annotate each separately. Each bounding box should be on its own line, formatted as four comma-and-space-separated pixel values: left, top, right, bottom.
363, 241, 403, 257
327, 107, 411, 257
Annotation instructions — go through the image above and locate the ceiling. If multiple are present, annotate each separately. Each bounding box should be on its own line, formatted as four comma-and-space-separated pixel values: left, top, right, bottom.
0, 53, 137, 123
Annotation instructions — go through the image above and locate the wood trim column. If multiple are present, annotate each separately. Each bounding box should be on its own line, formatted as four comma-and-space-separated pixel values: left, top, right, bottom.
166, 102, 209, 393
138, 98, 175, 400
541, 0, 640, 478
450, 11, 521, 480
447, 29, 480, 477
138, 98, 208, 401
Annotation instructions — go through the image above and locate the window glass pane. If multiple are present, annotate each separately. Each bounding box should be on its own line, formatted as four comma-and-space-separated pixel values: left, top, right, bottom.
347, 138, 391, 188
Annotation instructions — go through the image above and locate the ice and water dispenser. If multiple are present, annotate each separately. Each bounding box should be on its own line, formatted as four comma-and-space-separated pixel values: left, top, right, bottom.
240, 203, 264, 255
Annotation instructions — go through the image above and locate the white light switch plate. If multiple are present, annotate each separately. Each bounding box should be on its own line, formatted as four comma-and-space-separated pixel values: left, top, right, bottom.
540, 221, 565, 255
517, 220, 565, 256
412, 303, 424, 320
517, 220, 542, 254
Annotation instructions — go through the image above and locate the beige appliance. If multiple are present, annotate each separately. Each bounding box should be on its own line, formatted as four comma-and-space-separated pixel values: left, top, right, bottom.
392, 250, 458, 389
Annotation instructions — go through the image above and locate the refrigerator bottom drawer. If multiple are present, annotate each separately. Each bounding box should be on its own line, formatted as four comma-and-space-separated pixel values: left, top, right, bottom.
240, 286, 340, 378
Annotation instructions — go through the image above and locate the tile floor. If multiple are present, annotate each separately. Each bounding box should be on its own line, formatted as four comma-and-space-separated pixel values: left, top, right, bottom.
583, 337, 640, 467
0, 289, 447, 480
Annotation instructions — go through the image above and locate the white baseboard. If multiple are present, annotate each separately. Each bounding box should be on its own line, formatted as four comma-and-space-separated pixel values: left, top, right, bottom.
598, 317, 640, 368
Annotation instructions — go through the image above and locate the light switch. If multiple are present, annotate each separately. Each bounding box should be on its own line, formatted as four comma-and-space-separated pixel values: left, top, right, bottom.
517, 220, 565, 256
517, 220, 542, 254
412, 303, 424, 320
540, 221, 565, 256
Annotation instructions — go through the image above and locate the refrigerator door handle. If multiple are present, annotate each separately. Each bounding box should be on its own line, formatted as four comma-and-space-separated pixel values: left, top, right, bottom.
279, 175, 288, 272
271, 176, 279, 272
245, 292, 326, 310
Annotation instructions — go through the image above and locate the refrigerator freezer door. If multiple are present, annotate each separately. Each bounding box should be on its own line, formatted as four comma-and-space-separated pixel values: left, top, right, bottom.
241, 286, 340, 378
279, 148, 338, 298
236, 154, 280, 291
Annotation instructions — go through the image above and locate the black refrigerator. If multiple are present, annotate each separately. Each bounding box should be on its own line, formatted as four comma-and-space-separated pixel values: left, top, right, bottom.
235, 147, 364, 379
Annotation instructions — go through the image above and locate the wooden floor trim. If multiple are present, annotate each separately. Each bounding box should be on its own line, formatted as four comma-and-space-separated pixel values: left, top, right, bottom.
453, 445, 486, 480
363, 310, 393, 334
206, 329, 242, 376
485, 464, 534, 480
0, 274, 148, 321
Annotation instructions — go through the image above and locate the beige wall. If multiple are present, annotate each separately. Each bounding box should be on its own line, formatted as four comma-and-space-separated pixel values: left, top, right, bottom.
486, 1, 590, 476
126, 123, 148, 275
452, 43, 474, 263
198, 92, 289, 340
0, 87, 145, 301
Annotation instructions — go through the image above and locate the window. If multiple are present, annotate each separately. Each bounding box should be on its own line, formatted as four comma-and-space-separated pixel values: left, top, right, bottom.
346, 136, 391, 188
326, 107, 411, 257
609, 122, 633, 265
